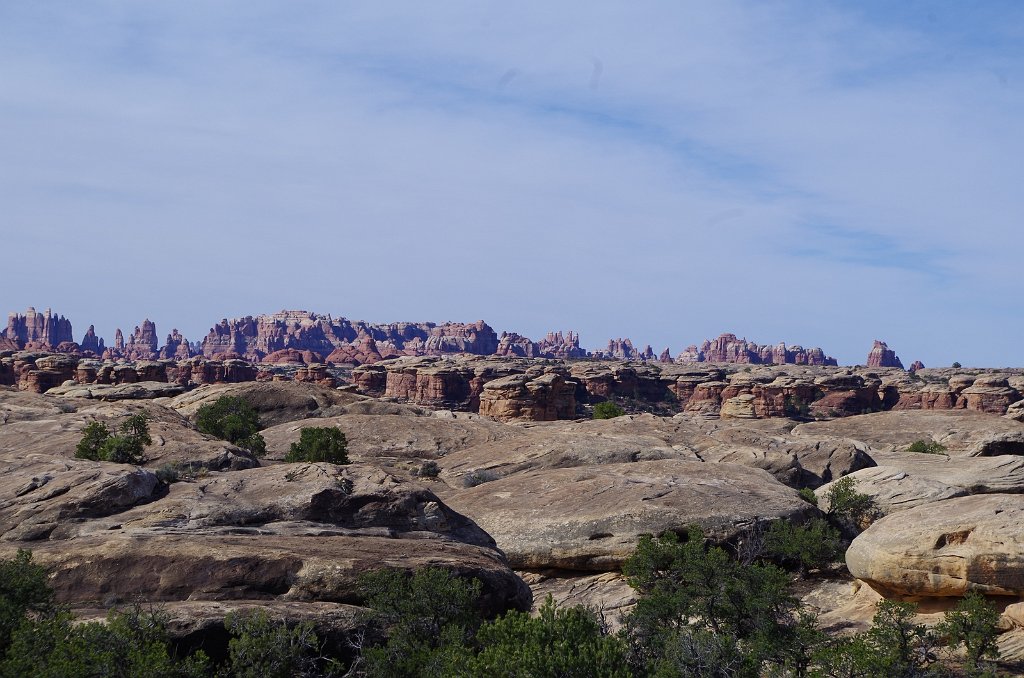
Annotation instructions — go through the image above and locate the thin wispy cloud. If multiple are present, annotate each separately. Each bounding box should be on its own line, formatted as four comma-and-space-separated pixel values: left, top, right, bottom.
0, 2, 1021, 366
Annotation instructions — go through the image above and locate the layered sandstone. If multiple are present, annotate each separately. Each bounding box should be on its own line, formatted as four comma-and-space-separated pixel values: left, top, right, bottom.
866, 340, 904, 369
676, 333, 837, 366
2, 307, 73, 349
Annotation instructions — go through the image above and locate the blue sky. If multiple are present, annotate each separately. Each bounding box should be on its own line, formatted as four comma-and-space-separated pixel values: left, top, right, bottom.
1, 2, 1022, 366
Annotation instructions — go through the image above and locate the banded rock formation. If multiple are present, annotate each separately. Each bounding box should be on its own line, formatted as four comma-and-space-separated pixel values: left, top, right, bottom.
866, 340, 904, 369
676, 333, 837, 366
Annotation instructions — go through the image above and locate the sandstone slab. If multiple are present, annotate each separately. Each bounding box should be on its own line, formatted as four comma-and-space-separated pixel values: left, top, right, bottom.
846, 494, 1024, 596
442, 460, 817, 570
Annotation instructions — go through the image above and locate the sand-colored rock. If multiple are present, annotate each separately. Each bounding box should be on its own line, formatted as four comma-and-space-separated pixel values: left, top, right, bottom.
443, 460, 817, 570
846, 494, 1024, 596
794, 410, 1024, 456
0, 392, 258, 471
0, 460, 531, 616
169, 380, 364, 426
518, 570, 636, 630
0, 452, 161, 541
46, 380, 186, 400
261, 411, 523, 463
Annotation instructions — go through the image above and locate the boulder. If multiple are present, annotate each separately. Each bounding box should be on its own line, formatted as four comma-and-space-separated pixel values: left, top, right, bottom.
846, 494, 1024, 596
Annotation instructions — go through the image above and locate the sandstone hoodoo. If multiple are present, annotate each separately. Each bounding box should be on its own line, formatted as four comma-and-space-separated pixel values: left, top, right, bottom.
676, 333, 837, 366
2, 307, 73, 350
866, 339, 904, 369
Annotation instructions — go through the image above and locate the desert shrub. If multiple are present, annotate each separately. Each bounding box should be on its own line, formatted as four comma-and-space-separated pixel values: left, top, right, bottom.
413, 461, 441, 478
465, 595, 627, 677
592, 401, 626, 419
74, 414, 152, 465
154, 463, 180, 484
1, 601, 210, 678
907, 439, 947, 455
798, 487, 818, 505
358, 567, 483, 677
765, 518, 843, 575
74, 421, 111, 461
462, 469, 501, 487
0, 550, 54, 657
194, 395, 266, 457
952, 361, 962, 368
284, 427, 349, 464
224, 609, 333, 678
823, 476, 877, 533
936, 590, 1000, 674
621, 528, 803, 676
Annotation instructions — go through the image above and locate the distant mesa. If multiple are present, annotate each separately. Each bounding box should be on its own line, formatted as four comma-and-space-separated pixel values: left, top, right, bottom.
866, 340, 904, 369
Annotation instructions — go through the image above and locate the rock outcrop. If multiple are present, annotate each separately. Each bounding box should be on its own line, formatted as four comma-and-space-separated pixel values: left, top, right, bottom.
846, 494, 1024, 596
866, 340, 904, 369
0, 455, 531, 617
2, 307, 73, 349
676, 333, 837, 366
442, 460, 818, 570
122, 320, 160, 360
80, 325, 105, 356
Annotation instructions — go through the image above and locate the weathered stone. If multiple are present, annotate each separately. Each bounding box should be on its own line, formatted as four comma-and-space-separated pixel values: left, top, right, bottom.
442, 460, 817, 570
846, 494, 1024, 596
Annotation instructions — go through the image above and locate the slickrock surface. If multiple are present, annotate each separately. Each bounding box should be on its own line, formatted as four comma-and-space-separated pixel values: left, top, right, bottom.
169, 381, 364, 426
816, 453, 1024, 517
261, 410, 522, 464
437, 413, 872, 490
0, 453, 530, 619
0, 391, 258, 471
441, 460, 818, 570
846, 494, 1024, 596
794, 410, 1024, 455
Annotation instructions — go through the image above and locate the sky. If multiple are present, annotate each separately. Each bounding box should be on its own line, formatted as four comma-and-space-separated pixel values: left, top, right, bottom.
1, 1, 1022, 367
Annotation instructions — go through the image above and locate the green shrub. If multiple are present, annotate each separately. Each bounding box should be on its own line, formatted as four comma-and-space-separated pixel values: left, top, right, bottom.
74, 422, 111, 461
358, 567, 483, 677
224, 609, 332, 678
936, 591, 1000, 674
907, 439, 947, 455
74, 414, 152, 465
952, 361, 962, 368
765, 518, 844, 575
466, 595, 628, 677
194, 396, 266, 457
621, 528, 801, 676
285, 427, 349, 464
0, 550, 54, 657
593, 401, 626, 419
797, 487, 818, 505
823, 476, 877, 532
